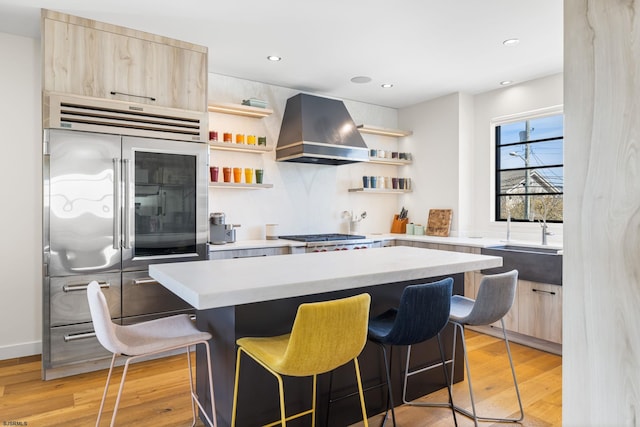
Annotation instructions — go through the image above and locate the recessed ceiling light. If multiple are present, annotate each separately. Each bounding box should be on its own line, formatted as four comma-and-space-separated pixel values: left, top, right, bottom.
503, 38, 520, 46
266, 55, 282, 61
381, 83, 394, 88
500, 80, 514, 86
350, 76, 372, 84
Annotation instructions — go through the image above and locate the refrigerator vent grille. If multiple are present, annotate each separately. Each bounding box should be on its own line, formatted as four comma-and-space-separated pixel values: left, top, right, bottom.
43, 92, 207, 142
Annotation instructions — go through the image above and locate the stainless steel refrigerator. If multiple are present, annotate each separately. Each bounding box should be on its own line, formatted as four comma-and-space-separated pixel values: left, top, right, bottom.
43, 128, 208, 379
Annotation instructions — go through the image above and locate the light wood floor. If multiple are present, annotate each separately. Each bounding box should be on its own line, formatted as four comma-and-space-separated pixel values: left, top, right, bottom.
0, 331, 561, 426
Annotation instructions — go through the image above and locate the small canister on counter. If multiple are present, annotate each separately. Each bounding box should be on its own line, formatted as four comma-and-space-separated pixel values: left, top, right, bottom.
235, 134, 245, 144
209, 131, 218, 141
405, 223, 415, 235
258, 136, 267, 146
223, 132, 232, 142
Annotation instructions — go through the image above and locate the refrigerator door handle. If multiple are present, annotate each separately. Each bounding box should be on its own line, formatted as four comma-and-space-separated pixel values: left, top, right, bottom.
123, 158, 131, 249
113, 158, 121, 249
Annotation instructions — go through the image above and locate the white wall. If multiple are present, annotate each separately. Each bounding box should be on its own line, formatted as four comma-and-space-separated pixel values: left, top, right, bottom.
402, 74, 563, 240
0, 32, 42, 359
472, 73, 563, 243
398, 93, 462, 232
207, 73, 402, 238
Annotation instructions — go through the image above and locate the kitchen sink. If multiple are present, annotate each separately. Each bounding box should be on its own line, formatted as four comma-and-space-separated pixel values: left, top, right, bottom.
480, 244, 563, 285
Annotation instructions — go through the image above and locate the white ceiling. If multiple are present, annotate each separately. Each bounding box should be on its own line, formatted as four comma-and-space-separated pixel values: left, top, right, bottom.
0, 0, 563, 109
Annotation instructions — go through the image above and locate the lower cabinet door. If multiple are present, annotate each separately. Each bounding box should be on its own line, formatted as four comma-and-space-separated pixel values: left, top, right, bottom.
518, 280, 563, 343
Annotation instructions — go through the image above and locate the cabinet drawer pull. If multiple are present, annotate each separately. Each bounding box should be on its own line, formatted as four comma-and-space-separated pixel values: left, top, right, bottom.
233, 254, 267, 259
63, 331, 96, 342
532, 288, 556, 296
110, 91, 156, 102
63, 281, 110, 292
133, 278, 159, 285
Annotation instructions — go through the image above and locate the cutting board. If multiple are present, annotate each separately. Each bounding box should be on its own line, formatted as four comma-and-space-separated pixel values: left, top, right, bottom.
426, 209, 453, 237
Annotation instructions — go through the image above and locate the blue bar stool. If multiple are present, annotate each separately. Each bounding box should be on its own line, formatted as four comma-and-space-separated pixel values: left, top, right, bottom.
367, 278, 458, 427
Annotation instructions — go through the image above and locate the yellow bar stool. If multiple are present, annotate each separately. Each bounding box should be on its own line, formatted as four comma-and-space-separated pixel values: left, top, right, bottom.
231, 293, 371, 427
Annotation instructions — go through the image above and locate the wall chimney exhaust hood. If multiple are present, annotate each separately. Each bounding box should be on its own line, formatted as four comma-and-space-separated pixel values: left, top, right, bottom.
276, 93, 369, 165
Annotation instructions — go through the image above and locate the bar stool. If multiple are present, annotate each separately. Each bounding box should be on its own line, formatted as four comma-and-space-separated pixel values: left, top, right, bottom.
86, 281, 217, 427
367, 278, 458, 427
404, 270, 523, 426
231, 293, 371, 427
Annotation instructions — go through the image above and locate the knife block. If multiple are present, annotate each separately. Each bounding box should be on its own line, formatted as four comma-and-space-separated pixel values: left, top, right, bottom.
390, 214, 408, 233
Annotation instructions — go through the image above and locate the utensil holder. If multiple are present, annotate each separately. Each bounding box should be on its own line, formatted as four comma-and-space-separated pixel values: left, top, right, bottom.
390, 214, 408, 233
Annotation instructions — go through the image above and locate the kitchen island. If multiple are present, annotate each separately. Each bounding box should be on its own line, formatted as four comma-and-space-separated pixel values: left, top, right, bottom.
150, 246, 502, 426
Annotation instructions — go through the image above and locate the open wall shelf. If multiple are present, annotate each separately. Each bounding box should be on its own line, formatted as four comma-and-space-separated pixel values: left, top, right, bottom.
207, 102, 273, 118
209, 182, 273, 189
357, 124, 412, 137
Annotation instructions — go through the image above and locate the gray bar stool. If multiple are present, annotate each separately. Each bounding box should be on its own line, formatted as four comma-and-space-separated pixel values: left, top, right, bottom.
403, 270, 523, 426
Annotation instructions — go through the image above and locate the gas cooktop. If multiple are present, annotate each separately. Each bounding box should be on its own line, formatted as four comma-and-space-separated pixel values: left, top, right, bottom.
279, 233, 367, 242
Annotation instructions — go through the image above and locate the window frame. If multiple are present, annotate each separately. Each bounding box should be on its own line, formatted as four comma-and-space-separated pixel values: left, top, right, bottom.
493, 110, 564, 224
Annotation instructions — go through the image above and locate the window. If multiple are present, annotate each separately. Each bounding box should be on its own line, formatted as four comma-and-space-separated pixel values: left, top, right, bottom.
495, 113, 563, 222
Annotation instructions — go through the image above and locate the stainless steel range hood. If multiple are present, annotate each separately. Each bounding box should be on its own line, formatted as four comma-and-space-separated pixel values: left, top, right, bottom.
276, 93, 369, 165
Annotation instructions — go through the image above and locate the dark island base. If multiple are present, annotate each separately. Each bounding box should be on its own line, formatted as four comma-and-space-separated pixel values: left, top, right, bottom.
196, 273, 464, 427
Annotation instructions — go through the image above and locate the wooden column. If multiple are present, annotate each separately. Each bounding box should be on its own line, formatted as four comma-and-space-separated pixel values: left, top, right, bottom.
564, 1, 640, 424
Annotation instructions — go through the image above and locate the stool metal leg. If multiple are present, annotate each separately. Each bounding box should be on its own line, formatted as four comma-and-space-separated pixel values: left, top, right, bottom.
452, 319, 524, 424
377, 343, 396, 427
436, 333, 458, 427
353, 357, 370, 427
400, 336, 458, 426
96, 353, 118, 427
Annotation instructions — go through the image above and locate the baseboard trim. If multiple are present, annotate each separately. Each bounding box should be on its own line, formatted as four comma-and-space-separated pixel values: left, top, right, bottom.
0, 340, 41, 361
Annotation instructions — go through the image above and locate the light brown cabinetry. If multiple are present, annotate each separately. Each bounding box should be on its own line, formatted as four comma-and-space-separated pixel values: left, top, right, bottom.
517, 280, 562, 344
42, 10, 207, 112
393, 239, 561, 352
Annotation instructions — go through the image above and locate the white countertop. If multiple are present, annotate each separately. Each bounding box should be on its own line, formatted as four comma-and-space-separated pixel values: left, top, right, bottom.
150, 246, 502, 310
208, 234, 562, 252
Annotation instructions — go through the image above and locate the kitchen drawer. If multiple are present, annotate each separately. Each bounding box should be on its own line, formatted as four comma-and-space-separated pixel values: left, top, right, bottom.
209, 247, 290, 260
49, 273, 121, 327
122, 271, 192, 319
47, 322, 112, 366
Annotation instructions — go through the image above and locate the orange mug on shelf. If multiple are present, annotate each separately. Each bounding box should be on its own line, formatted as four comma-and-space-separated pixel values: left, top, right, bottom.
233, 167, 242, 183
223, 132, 232, 142
223, 167, 232, 182
235, 134, 245, 144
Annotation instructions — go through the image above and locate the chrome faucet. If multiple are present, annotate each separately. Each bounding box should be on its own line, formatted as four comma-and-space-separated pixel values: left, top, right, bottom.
541, 222, 552, 245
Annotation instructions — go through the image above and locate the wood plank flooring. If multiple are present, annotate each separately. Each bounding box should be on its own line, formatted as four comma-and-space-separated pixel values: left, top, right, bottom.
0, 331, 561, 426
